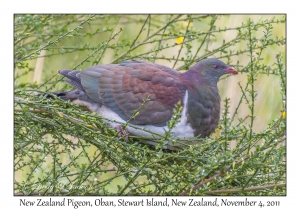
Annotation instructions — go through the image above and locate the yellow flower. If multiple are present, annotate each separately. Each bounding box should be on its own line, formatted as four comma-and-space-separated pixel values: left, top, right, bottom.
282, 111, 286, 118
176, 37, 184, 45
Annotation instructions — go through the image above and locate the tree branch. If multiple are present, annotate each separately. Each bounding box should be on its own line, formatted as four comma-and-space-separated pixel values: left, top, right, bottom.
179, 155, 251, 196
203, 183, 285, 195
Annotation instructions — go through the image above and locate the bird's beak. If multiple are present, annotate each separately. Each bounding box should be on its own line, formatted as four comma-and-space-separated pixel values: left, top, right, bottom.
225, 66, 238, 75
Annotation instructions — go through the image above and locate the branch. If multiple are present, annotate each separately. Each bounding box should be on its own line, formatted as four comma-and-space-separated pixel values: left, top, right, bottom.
203, 183, 285, 195
15, 15, 96, 63
110, 15, 182, 64
179, 155, 250, 196
15, 191, 69, 196
179, 131, 285, 196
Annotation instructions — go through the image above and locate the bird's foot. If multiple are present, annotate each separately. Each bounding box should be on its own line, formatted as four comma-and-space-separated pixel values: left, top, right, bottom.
116, 125, 129, 142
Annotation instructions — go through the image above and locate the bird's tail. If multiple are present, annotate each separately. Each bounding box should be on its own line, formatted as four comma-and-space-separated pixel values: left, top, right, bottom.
44, 90, 82, 101
58, 70, 86, 92
43, 90, 96, 104
40, 69, 100, 110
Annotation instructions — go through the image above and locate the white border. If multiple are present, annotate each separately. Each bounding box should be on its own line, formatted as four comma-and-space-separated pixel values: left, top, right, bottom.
3, 1, 296, 209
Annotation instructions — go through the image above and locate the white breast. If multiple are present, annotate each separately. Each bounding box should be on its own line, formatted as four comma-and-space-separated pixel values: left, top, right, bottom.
73, 90, 195, 140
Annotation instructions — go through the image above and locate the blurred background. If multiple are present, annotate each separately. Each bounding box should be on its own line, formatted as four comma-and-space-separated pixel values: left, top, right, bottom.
14, 14, 286, 195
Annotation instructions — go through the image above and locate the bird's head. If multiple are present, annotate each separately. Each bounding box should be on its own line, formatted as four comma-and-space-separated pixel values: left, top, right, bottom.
187, 58, 238, 85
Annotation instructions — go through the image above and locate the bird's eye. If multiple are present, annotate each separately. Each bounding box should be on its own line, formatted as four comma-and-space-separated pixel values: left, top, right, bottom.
213, 65, 218, 69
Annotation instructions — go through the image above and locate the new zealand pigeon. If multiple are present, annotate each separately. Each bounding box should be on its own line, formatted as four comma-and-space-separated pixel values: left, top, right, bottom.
53, 59, 237, 144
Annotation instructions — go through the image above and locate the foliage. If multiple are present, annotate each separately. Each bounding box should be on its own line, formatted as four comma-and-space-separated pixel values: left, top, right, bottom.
14, 14, 286, 195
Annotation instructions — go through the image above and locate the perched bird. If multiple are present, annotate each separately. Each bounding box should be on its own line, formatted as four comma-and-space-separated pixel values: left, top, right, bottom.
52, 59, 237, 145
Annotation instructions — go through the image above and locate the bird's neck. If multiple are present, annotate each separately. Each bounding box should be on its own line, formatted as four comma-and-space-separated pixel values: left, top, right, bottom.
180, 70, 219, 94
180, 71, 221, 137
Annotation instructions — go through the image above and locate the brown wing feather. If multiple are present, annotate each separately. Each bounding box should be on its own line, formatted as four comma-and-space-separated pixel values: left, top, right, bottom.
80, 60, 187, 126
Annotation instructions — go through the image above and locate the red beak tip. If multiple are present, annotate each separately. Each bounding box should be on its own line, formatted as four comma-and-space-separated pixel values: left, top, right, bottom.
226, 67, 238, 75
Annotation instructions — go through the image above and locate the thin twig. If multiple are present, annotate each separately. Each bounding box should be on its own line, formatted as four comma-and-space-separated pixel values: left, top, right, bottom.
15, 15, 96, 63
110, 15, 182, 64
179, 155, 250, 196
203, 183, 285, 195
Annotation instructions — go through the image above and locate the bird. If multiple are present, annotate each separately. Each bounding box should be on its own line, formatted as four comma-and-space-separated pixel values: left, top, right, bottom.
51, 58, 238, 144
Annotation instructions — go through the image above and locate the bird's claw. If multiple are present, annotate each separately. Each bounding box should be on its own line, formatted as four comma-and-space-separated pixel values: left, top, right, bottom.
116, 125, 129, 142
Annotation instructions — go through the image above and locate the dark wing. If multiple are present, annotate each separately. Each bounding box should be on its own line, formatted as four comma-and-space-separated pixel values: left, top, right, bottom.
58, 70, 85, 92
119, 60, 181, 77
78, 60, 187, 126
